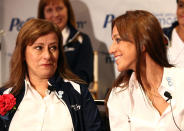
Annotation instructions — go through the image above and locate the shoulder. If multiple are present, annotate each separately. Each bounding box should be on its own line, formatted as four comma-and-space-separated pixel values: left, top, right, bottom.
163, 26, 173, 40
0, 88, 5, 95
107, 86, 132, 121
163, 21, 179, 40
64, 80, 91, 99
164, 67, 184, 83
109, 86, 129, 96
163, 21, 178, 32
79, 32, 90, 39
69, 25, 90, 40
64, 79, 81, 94
107, 86, 129, 105
163, 26, 172, 33
68, 26, 91, 44
77, 32, 91, 46
0, 87, 12, 95
165, 67, 184, 75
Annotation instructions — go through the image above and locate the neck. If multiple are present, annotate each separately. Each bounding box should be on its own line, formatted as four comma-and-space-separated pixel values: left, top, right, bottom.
139, 53, 164, 91
28, 76, 49, 98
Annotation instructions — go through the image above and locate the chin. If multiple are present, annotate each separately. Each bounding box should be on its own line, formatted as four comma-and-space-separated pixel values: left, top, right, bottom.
41, 72, 55, 79
58, 24, 65, 30
117, 66, 131, 72
41, 75, 54, 80
117, 67, 125, 72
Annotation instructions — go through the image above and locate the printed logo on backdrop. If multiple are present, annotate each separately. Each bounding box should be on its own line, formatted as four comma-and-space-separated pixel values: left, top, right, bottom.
154, 13, 176, 27
103, 14, 115, 28
103, 13, 176, 29
76, 21, 87, 29
9, 17, 34, 31
9, 13, 176, 31
9, 17, 88, 31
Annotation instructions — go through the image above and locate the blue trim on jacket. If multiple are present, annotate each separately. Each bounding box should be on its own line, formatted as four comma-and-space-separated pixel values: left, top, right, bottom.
0, 74, 103, 131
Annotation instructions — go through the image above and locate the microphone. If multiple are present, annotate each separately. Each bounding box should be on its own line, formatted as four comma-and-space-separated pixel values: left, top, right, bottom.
164, 91, 172, 101
164, 91, 183, 131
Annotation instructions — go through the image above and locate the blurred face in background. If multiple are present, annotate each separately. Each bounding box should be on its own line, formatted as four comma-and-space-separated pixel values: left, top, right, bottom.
25, 32, 59, 80
177, 0, 184, 26
44, 0, 68, 30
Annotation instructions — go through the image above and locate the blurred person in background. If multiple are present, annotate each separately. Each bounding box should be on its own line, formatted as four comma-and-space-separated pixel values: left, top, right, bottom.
163, 0, 184, 67
38, 0, 94, 86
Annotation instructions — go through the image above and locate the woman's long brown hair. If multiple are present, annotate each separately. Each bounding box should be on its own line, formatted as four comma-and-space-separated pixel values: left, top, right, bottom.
111, 10, 173, 91
3, 18, 83, 95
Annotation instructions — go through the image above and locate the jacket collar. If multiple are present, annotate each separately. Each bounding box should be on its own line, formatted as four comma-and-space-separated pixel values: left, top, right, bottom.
0, 73, 79, 130
0, 73, 59, 130
65, 25, 80, 44
129, 67, 175, 101
164, 21, 179, 41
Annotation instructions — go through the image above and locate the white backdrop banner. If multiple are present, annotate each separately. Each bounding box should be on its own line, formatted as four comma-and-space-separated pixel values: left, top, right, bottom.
0, 0, 177, 98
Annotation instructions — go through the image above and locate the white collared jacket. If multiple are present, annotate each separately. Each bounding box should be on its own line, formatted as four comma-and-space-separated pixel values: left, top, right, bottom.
107, 67, 184, 131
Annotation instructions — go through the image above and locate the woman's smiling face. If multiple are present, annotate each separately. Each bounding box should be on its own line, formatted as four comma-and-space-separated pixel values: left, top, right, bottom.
109, 25, 137, 72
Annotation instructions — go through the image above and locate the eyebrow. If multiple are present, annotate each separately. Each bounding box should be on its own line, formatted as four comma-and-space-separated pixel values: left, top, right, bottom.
33, 41, 58, 45
112, 34, 120, 37
49, 42, 58, 45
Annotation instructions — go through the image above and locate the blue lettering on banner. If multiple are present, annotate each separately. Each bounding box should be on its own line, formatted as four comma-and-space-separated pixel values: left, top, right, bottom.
98, 51, 115, 63
9, 17, 34, 31
154, 13, 176, 27
103, 14, 115, 28
103, 13, 176, 28
77, 21, 87, 29
106, 55, 115, 63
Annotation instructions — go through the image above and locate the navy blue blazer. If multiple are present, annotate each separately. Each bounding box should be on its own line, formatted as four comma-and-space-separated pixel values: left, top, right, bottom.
0, 74, 103, 131
64, 25, 94, 85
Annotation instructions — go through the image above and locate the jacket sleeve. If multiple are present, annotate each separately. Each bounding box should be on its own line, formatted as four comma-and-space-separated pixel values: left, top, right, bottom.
81, 85, 103, 131
0, 119, 6, 131
74, 33, 94, 85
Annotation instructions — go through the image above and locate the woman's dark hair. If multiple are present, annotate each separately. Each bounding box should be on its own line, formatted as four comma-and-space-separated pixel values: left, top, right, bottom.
3, 18, 82, 95
177, 0, 178, 3
111, 10, 173, 90
37, 0, 76, 28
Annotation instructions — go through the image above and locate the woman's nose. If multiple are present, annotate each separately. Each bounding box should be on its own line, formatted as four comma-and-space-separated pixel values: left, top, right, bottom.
53, 9, 59, 17
43, 49, 51, 60
109, 42, 116, 54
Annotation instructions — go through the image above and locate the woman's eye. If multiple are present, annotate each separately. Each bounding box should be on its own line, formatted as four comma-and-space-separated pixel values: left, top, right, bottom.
178, 3, 184, 8
56, 6, 63, 11
35, 46, 42, 50
50, 46, 58, 51
46, 8, 52, 13
115, 38, 122, 43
